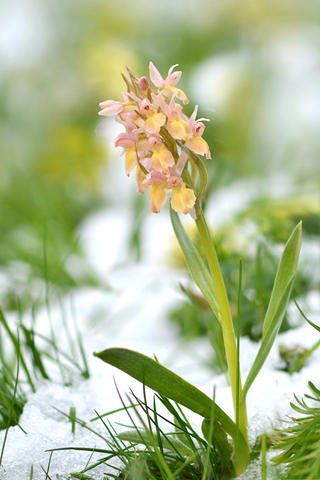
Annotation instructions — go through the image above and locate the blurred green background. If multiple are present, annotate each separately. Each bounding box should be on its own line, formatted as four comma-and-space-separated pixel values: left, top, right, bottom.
0, 0, 319, 313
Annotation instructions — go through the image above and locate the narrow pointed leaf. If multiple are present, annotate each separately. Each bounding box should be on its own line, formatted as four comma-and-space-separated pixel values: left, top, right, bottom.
304, 318, 320, 333
117, 430, 194, 457
170, 208, 219, 319
242, 222, 302, 400
94, 347, 247, 454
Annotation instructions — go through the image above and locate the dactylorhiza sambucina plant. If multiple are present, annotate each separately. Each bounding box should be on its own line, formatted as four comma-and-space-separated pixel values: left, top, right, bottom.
94, 62, 302, 476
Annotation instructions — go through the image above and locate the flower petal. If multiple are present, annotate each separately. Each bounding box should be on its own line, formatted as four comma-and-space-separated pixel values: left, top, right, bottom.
149, 185, 168, 213
149, 62, 164, 88
165, 69, 182, 87
171, 186, 196, 215
125, 147, 137, 176
151, 145, 175, 172
114, 133, 135, 149
167, 117, 191, 141
167, 64, 179, 77
135, 166, 148, 194
185, 137, 211, 159
145, 112, 166, 134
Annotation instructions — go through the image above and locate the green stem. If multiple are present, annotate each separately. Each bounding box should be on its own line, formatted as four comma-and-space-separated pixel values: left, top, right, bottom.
194, 202, 249, 469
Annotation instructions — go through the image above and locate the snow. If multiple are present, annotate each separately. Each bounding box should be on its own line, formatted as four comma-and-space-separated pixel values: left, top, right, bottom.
0, 196, 319, 479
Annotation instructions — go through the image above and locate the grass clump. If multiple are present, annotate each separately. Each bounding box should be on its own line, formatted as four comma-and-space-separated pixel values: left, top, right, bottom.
0, 300, 90, 434
272, 381, 320, 480
53, 389, 234, 480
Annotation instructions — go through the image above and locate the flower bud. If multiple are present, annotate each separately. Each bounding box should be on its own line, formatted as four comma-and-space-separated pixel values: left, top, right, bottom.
98, 100, 124, 116
138, 76, 150, 92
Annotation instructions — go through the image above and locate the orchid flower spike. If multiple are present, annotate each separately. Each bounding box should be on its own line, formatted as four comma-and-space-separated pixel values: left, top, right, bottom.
98, 62, 212, 215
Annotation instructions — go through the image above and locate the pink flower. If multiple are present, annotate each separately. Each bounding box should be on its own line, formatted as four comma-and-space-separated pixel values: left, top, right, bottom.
151, 144, 175, 173
184, 106, 211, 159
149, 62, 182, 89
114, 132, 136, 149
171, 185, 196, 215
142, 169, 196, 214
99, 100, 123, 115
149, 62, 188, 104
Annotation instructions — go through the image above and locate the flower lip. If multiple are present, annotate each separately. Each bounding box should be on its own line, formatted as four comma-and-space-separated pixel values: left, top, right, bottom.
192, 122, 206, 137
139, 98, 155, 115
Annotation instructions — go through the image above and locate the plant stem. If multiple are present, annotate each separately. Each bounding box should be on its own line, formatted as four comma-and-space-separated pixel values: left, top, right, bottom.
194, 202, 249, 465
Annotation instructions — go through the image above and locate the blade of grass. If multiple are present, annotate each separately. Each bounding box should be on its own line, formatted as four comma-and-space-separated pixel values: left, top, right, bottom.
70, 296, 90, 379
43, 450, 53, 480
0, 308, 35, 392
52, 406, 110, 443
0, 332, 21, 466
117, 430, 194, 457
235, 258, 242, 474
69, 406, 76, 434
90, 403, 139, 422
201, 387, 216, 480
20, 324, 50, 380
261, 433, 267, 480
43, 225, 66, 385
123, 398, 176, 480
127, 392, 197, 461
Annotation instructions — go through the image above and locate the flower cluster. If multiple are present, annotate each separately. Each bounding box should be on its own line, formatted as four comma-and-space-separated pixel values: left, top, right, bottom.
99, 63, 211, 215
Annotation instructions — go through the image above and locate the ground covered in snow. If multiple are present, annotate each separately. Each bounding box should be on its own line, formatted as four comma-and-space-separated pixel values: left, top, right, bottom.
0, 198, 319, 480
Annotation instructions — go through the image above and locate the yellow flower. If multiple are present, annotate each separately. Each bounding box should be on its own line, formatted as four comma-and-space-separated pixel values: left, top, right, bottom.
171, 186, 196, 214
149, 184, 168, 213
151, 145, 175, 172
144, 111, 166, 134
167, 116, 191, 141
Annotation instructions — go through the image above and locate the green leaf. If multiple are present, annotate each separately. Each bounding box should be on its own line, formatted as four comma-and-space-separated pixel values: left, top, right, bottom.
242, 222, 302, 400
170, 208, 219, 320
304, 318, 320, 333
293, 299, 320, 332
117, 430, 194, 457
202, 418, 231, 463
94, 348, 246, 449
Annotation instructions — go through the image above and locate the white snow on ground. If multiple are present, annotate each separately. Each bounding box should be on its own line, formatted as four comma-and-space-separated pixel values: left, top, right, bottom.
0, 198, 319, 479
